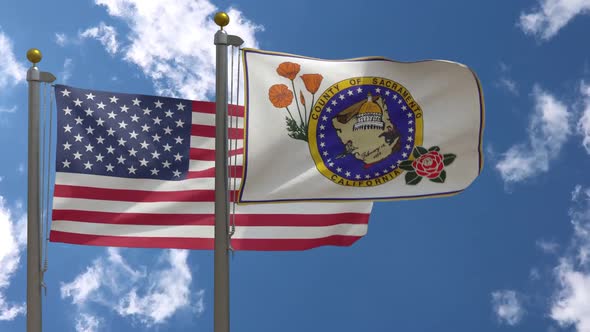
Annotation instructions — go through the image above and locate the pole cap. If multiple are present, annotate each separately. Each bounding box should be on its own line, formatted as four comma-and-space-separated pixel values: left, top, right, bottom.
26, 48, 42, 64
214, 12, 230, 29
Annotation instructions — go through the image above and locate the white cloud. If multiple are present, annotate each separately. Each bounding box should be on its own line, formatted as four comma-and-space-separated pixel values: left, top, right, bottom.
498, 77, 519, 96
0, 29, 25, 89
93, 0, 262, 100
519, 0, 590, 40
491, 290, 525, 326
549, 186, 590, 332
0, 106, 16, 113
0, 196, 26, 321
55, 33, 68, 46
578, 82, 590, 154
17, 163, 24, 175
61, 248, 199, 328
60, 58, 74, 84
496, 86, 571, 183
537, 239, 560, 253
79, 22, 119, 55
75, 313, 101, 332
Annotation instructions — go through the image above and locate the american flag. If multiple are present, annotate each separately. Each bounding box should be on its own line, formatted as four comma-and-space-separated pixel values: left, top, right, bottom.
50, 85, 373, 250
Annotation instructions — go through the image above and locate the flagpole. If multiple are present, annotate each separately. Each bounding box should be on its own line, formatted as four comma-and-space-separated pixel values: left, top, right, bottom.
213, 12, 243, 332
25, 49, 55, 332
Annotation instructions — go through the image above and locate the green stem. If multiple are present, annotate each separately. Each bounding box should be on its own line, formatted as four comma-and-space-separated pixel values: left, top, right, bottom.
308, 93, 315, 128
291, 80, 304, 126
285, 106, 296, 123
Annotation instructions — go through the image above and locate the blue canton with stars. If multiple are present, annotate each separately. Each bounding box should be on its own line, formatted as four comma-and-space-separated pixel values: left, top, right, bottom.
316, 85, 416, 181
54, 85, 192, 180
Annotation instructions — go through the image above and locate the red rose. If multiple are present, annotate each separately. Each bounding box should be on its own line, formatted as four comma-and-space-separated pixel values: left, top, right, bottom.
411, 151, 444, 179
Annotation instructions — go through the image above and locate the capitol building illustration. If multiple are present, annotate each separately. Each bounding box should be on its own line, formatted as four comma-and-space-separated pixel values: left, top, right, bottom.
353, 93, 385, 131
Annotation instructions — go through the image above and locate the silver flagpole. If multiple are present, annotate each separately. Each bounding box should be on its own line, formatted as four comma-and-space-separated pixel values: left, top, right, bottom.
213, 12, 243, 332
25, 49, 55, 332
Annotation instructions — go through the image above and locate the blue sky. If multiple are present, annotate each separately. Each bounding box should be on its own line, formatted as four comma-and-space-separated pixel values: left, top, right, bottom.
1, 0, 590, 331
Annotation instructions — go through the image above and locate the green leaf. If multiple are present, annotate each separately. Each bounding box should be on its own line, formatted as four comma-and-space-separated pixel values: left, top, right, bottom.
405, 171, 422, 185
412, 146, 428, 158
430, 170, 447, 183
398, 160, 415, 171
443, 154, 456, 166
428, 146, 440, 152
285, 117, 308, 142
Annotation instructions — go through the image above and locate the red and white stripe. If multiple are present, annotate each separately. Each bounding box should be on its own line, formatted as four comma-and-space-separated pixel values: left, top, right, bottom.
50, 102, 373, 250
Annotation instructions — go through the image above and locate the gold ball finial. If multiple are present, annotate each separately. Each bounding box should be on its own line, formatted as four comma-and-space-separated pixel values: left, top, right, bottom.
214, 12, 230, 28
27, 48, 42, 64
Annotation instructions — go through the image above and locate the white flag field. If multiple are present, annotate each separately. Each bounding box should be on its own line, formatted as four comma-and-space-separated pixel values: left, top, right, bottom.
238, 49, 484, 203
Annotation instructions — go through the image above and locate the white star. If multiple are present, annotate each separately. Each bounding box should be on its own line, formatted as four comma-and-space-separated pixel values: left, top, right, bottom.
408, 120, 414, 125
96, 118, 105, 126
152, 116, 162, 125
85, 126, 95, 135
105, 163, 114, 172
375, 88, 381, 93
355, 174, 361, 179
141, 124, 150, 132
345, 171, 351, 176
83, 161, 93, 169
173, 153, 182, 161
323, 151, 328, 156
402, 152, 408, 158
106, 128, 116, 136
409, 128, 414, 133
129, 131, 139, 139
74, 116, 84, 125
406, 112, 412, 118
84, 143, 94, 152
128, 165, 137, 174
118, 120, 128, 129
117, 155, 126, 164
163, 126, 173, 135
164, 110, 174, 118
322, 116, 328, 121
109, 96, 119, 103
107, 111, 117, 119
174, 136, 184, 144
130, 114, 140, 122
73, 98, 83, 106
61, 89, 71, 97
128, 148, 138, 156
385, 90, 390, 96
401, 105, 407, 111
95, 153, 104, 162
96, 102, 106, 110
150, 168, 160, 175
117, 137, 127, 146
331, 100, 337, 106
162, 160, 171, 168
132, 98, 141, 106
151, 150, 160, 159
74, 134, 83, 142
329, 162, 334, 167
139, 158, 149, 167
407, 137, 413, 142
339, 94, 345, 100
390, 164, 397, 169
162, 143, 172, 152
365, 175, 370, 179
393, 95, 398, 100
85, 93, 95, 100
347, 90, 353, 96
60, 159, 71, 168
176, 103, 185, 111
152, 133, 161, 142
320, 142, 326, 148
63, 107, 73, 115
120, 105, 129, 112
175, 119, 184, 128
356, 87, 362, 93
336, 167, 342, 173
84, 108, 94, 116
106, 145, 115, 154
143, 107, 152, 115
326, 107, 332, 113
140, 140, 150, 149
73, 151, 82, 160
320, 133, 325, 138
375, 172, 380, 176
173, 169, 181, 177
63, 141, 72, 150
405, 144, 411, 150
320, 125, 325, 130
154, 100, 163, 108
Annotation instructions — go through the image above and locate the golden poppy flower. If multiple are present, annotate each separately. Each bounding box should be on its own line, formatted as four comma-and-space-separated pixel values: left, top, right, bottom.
300, 74, 323, 94
276, 62, 301, 80
268, 84, 294, 108
300, 91, 306, 106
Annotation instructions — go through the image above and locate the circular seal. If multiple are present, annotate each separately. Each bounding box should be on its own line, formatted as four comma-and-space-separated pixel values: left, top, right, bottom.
308, 77, 424, 187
